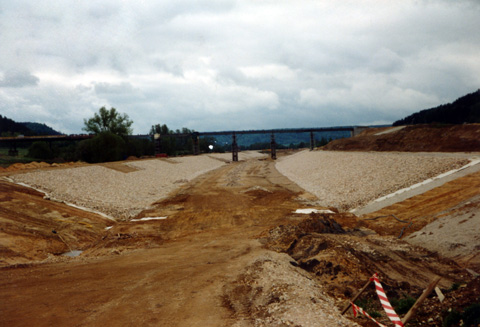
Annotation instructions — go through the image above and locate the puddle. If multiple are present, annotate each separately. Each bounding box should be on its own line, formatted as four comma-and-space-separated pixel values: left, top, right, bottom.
61, 250, 83, 257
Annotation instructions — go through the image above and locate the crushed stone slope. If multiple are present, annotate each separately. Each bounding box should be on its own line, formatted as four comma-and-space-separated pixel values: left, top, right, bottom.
276, 150, 468, 211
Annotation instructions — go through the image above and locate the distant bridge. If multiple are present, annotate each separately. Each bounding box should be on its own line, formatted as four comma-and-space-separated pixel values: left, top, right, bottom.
156, 126, 368, 161
0, 126, 368, 160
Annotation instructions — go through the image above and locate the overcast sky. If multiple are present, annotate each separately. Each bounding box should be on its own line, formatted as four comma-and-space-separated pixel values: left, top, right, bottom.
1, 1, 479, 134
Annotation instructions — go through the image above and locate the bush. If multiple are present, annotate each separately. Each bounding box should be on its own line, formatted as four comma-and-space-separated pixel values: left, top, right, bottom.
441, 302, 480, 327
60, 143, 79, 162
27, 141, 54, 160
76, 132, 127, 163
392, 295, 416, 315
462, 302, 480, 327
443, 309, 461, 327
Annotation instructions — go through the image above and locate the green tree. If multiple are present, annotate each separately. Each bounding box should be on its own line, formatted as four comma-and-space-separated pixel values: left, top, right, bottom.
150, 124, 170, 136
76, 132, 127, 163
83, 107, 133, 136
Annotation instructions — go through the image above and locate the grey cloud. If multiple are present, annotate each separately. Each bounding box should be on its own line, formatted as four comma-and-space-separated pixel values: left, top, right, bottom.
369, 49, 404, 74
140, 0, 236, 23
0, 70, 39, 88
94, 82, 135, 95
153, 59, 184, 77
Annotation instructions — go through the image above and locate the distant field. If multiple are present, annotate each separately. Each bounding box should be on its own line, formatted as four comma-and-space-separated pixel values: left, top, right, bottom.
0, 147, 36, 167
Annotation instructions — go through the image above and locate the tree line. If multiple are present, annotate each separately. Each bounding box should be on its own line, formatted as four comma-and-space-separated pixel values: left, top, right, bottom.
0, 115, 32, 136
393, 89, 480, 126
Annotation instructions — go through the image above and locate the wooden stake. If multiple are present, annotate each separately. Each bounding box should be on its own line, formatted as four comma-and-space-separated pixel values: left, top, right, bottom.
341, 277, 373, 315
401, 276, 441, 325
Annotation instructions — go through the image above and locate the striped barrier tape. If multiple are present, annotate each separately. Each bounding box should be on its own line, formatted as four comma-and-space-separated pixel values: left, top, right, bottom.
350, 273, 405, 327
370, 273, 404, 327
350, 301, 388, 327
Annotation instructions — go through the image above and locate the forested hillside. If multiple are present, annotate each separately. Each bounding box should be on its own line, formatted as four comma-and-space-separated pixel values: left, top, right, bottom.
394, 89, 480, 126
0, 115, 32, 136
21, 122, 62, 135
0, 115, 61, 136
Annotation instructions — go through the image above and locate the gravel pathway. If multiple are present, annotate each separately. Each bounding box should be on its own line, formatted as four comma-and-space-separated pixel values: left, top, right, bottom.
10, 156, 226, 220
276, 151, 470, 211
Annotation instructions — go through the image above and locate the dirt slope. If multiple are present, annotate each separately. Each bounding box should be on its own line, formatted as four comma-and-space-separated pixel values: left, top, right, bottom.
359, 169, 480, 272
0, 180, 111, 266
324, 124, 480, 152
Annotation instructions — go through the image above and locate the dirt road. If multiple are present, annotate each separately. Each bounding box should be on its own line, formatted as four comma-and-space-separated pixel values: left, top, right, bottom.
1, 158, 347, 326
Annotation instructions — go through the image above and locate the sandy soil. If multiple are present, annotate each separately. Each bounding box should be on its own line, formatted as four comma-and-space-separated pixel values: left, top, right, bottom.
357, 167, 480, 271
0, 179, 111, 266
406, 195, 480, 261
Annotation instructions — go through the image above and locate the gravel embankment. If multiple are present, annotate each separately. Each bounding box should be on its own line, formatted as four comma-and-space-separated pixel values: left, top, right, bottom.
9, 150, 471, 219
10, 156, 226, 220
276, 151, 470, 211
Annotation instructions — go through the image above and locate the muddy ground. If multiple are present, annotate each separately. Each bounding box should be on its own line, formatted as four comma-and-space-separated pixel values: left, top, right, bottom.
1, 128, 480, 326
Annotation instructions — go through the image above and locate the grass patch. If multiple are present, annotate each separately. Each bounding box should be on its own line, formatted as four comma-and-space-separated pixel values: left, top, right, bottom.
391, 295, 416, 315
0, 147, 38, 168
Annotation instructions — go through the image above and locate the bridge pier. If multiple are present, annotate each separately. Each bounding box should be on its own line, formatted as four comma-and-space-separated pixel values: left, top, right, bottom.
8, 141, 18, 156
232, 133, 238, 162
193, 133, 200, 155
309, 131, 314, 150
270, 133, 276, 160
154, 134, 161, 156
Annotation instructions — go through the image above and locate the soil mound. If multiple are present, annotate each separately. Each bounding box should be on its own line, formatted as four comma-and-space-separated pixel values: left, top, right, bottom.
263, 214, 459, 293
1, 161, 83, 173
323, 124, 480, 152
262, 214, 480, 326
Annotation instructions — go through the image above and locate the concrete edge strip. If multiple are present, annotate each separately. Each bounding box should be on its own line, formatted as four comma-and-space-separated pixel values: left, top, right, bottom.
351, 158, 480, 213
130, 217, 167, 222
